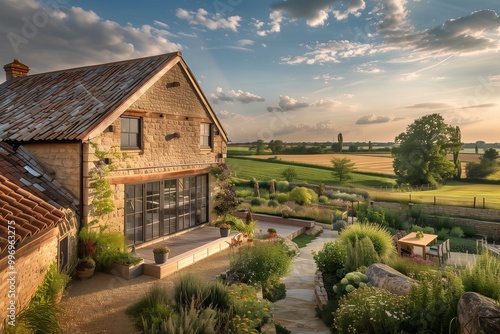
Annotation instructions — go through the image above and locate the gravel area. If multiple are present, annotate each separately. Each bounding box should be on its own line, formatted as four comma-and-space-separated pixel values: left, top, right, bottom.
58, 249, 232, 334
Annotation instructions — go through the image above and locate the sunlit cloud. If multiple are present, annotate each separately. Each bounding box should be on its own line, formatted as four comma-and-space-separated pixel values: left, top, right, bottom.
356, 114, 395, 124
176, 8, 241, 32
210, 87, 265, 104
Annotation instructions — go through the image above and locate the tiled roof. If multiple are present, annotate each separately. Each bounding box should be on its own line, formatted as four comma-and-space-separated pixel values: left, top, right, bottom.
0, 143, 78, 213
0, 174, 64, 253
0, 52, 179, 142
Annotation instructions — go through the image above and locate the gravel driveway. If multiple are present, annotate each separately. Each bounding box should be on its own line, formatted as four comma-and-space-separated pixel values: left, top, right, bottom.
59, 249, 232, 334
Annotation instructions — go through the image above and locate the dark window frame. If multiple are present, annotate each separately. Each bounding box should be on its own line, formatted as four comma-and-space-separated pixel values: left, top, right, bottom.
200, 123, 212, 149
120, 116, 142, 150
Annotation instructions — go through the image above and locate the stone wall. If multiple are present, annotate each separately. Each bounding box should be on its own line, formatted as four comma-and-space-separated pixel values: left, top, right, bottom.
83, 62, 226, 232
0, 228, 58, 329
414, 204, 500, 222
374, 201, 500, 238
21, 142, 81, 199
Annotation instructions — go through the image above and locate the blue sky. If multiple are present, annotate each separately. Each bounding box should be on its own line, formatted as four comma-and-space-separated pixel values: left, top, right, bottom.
1, 0, 499, 143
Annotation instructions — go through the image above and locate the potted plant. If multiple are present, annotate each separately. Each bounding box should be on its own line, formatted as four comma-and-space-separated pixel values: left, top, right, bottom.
76, 257, 96, 280
219, 223, 231, 237
153, 246, 170, 264
416, 231, 424, 239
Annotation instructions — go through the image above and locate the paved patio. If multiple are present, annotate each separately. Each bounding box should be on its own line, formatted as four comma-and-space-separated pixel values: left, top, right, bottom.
131, 220, 305, 279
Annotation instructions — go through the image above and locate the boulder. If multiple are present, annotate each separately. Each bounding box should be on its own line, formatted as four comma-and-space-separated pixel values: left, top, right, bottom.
305, 225, 323, 236
458, 292, 500, 334
365, 263, 417, 296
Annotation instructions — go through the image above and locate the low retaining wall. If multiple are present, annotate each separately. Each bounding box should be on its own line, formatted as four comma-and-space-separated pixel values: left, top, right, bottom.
314, 271, 329, 311
233, 211, 315, 228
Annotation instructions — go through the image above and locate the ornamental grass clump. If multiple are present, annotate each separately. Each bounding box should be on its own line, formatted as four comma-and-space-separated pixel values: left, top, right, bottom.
338, 223, 395, 260
460, 250, 500, 302
333, 286, 408, 334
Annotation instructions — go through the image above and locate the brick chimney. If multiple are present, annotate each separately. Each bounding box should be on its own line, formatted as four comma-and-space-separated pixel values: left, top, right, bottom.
4, 59, 30, 80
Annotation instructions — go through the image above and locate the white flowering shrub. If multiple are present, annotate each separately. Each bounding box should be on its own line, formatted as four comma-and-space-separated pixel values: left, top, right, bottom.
334, 286, 408, 334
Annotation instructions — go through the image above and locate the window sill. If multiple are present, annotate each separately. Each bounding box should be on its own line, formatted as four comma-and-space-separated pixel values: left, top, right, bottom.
200, 147, 213, 152
121, 149, 143, 155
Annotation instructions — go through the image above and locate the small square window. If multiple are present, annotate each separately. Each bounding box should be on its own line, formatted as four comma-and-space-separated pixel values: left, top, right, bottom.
121, 116, 142, 150
200, 123, 212, 148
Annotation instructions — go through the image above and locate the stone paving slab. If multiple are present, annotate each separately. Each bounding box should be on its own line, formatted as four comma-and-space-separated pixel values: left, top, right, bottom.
273, 228, 339, 333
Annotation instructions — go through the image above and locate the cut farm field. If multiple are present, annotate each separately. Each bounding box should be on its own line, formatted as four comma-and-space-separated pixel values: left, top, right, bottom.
245, 153, 480, 177
246, 153, 396, 175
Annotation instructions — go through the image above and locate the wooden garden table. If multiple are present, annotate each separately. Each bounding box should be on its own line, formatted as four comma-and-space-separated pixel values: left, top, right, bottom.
397, 232, 438, 259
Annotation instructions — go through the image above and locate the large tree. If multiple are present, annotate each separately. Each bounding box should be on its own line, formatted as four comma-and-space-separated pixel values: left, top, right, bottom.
392, 114, 461, 186
249, 139, 266, 154
465, 148, 499, 179
267, 139, 285, 154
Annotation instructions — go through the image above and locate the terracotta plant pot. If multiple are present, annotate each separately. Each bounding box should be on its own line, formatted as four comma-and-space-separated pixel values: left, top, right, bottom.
76, 266, 95, 280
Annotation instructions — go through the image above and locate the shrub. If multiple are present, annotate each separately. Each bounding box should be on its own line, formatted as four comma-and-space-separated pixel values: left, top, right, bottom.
461, 225, 477, 238
410, 225, 424, 232
276, 180, 290, 192
332, 220, 347, 233
275, 193, 289, 204
235, 189, 254, 198
437, 228, 450, 240
263, 279, 287, 302
10, 301, 62, 334
289, 187, 312, 205
227, 284, 272, 333
334, 287, 408, 334
345, 236, 380, 272
422, 226, 435, 234
460, 251, 500, 302
230, 239, 293, 285
250, 197, 263, 206
450, 226, 464, 238
306, 188, 318, 203
313, 241, 347, 276
318, 195, 329, 203
317, 299, 338, 328
268, 199, 279, 207
231, 218, 257, 237
402, 269, 464, 334
339, 223, 395, 260
333, 271, 371, 297
32, 262, 70, 304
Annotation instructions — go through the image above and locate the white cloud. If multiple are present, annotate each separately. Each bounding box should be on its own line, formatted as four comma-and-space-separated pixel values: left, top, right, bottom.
356, 114, 395, 124
236, 39, 254, 47
281, 40, 375, 65
210, 87, 265, 104
254, 11, 284, 36
267, 95, 309, 112
0, 0, 183, 73
353, 62, 383, 74
217, 110, 252, 121
313, 73, 344, 83
175, 8, 241, 32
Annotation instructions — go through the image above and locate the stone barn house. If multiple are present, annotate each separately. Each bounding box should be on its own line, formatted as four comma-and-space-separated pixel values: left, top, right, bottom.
0, 52, 228, 321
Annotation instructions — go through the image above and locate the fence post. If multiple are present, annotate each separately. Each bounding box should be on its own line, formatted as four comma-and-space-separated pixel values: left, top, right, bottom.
434, 196, 436, 206
473, 197, 476, 208
483, 197, 485, 209
409, 194, 412, 202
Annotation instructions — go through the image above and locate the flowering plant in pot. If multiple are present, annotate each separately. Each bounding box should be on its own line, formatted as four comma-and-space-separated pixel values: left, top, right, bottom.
218, 223, 231, 237
76, 257, 96, 280
153, 246, 170, 264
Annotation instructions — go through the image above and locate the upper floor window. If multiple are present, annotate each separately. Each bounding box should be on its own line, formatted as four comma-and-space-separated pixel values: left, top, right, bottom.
121, 116, 142, 150
200, 123, 212, 148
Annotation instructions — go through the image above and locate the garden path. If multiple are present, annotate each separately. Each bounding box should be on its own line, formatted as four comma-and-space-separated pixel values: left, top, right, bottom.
273, 228, 337, 334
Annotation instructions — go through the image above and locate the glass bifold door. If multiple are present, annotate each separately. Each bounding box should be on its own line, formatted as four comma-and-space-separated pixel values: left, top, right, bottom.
125, 175, 208, 245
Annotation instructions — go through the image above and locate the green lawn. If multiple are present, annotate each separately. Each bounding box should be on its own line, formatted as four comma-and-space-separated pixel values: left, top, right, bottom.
227, 146, 272, 156
370, 181, 500, 209
292, 234, 316, 248
226, 157, 396, 188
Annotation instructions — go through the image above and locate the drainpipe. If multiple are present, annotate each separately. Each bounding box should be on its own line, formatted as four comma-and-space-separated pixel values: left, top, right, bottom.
79, 140, 84, 230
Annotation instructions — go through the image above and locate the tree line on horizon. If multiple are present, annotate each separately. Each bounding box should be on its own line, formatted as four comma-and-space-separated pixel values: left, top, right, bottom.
241, 113, 500, 186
